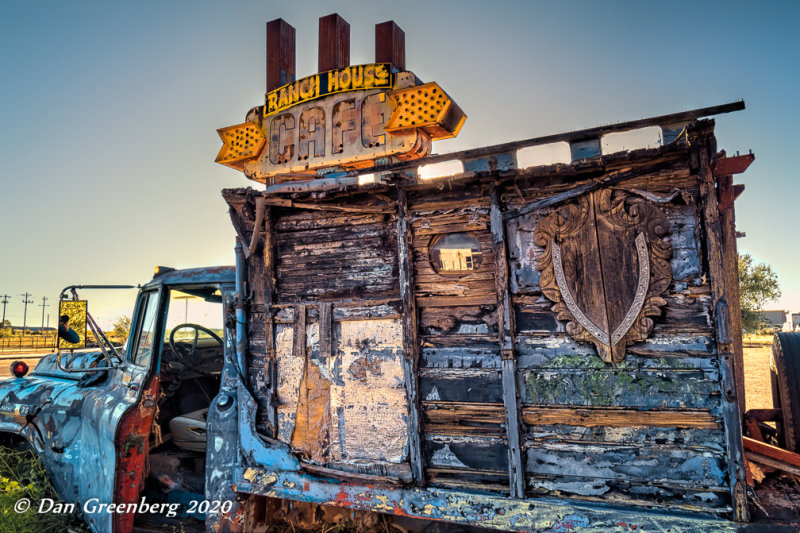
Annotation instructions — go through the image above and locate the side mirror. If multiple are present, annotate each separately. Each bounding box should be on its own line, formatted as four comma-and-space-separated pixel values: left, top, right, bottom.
58, 300, 88, 349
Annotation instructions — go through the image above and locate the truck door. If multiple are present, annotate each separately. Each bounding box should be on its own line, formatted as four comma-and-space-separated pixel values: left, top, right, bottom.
46, 288, 163, 533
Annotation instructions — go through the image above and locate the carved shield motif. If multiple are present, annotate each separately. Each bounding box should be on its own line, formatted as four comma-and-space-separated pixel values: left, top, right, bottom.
534, 189, 672, 363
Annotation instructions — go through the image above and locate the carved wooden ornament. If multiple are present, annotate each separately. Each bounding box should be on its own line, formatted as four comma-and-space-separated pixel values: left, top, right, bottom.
534, 189, 672, 363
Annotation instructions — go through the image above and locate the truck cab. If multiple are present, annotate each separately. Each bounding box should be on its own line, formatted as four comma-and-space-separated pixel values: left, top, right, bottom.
0, 266, 236, 532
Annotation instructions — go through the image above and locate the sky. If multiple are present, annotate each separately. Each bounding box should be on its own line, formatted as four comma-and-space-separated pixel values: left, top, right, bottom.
0, 0, 798, 328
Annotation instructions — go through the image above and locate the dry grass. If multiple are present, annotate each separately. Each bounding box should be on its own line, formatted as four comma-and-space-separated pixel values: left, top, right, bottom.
743, 334, 775, 412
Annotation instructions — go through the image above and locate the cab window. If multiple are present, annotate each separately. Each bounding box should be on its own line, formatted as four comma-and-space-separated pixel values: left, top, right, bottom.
130, 291, 160, 368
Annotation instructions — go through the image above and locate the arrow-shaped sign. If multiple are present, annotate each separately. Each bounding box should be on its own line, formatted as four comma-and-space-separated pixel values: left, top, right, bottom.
384, 81, 466, 141
215, 122, 266, 170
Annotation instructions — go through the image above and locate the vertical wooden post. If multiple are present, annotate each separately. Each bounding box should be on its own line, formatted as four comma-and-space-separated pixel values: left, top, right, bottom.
375, 21, 405, 71
490, 185, 525, 498
695, 127, 748, 522
263, 205, 278, 438
266, 19, 295, 92
397, 189, 424, 483
718, 175, 746, 414
318, 14, 350, 72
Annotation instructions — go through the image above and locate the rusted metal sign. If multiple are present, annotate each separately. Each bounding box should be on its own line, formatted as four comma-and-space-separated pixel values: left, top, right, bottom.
216, 18, 465, 183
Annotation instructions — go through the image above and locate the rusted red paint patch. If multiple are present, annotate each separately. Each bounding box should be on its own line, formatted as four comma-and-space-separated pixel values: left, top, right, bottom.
112, 376, 160, 533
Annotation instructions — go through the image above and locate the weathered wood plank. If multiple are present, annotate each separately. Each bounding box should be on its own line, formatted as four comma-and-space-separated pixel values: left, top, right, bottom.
275, 212, 388, 232
526, 423, 725, 450
419, 368, 503, 403
397, 189, 424, 483
419, 305, 498, 336
718, 174, 746, 413
521, 406, 719, 429
423, 402, 505, 438
518, 368, 721, 410
425, 437, 508, 473
419, 345, 501, 369
262, 206, 278, 437
416, 295, 497, 308
526, 442, 727, 487
426, 467, 509, 494
490, 185, 524, 497
515, 335, 718, 369
526, 475, 729, 513
694, 124, 748, 521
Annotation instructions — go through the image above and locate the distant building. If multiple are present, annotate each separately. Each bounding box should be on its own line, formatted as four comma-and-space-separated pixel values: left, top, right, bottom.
759, 310, 788, 331
793, 313, 800, 330
10, 326, 56, 334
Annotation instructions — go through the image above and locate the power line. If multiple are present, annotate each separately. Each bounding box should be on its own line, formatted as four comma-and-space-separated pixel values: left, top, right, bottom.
0, 294, 9, 325
21, 292, 33, 335
39, 296, 50, 328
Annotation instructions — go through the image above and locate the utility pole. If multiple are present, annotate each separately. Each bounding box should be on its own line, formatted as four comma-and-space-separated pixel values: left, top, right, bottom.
39, 296, 49, 328
21, 292, 33, 335
0, 294, 9, 326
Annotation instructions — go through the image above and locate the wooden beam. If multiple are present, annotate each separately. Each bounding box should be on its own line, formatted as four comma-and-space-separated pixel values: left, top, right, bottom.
746, 452, 800, 477
319, 302, 332, 360
375, 21, 405, 71
744, 436, 800, 467
318, 14, 350, 72
718, 174, 746, 413
266, 19, 295, 92
262, 197, 394, 214
397, 189, 424, 483
263, 206, 278, 438
490, 185, 524, 499
352, 101, 745, 178
521, 407, 719, 429
695, 126, 748, 522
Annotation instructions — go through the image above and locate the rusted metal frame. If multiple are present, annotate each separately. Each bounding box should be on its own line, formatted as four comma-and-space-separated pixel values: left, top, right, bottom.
490, 184, 524, 498
396, 189, 424, 483
696, 131, 748, 522
264, 206, 279, 437
717, 174, 746, 414
235, 466, 739, 533
344, 101, 745, 179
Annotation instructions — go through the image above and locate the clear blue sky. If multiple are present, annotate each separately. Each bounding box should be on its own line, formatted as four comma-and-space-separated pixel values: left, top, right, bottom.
1, 1, 798, 327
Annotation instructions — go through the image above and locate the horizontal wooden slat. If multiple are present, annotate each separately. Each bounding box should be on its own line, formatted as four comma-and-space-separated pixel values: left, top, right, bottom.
423, 401, 505, 437
416, 295, 497, 307
522, 407, 719, 429
419, 369, 503, 403
518, 368, 721, 410
526, 442, 727, 486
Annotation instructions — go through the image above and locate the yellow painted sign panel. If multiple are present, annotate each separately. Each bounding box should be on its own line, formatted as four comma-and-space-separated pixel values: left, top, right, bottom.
266, 63, 392, 117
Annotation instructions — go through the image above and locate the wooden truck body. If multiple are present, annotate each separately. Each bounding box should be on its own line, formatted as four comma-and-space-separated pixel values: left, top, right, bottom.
216, 104, 755, 532
209, 15, 758, 531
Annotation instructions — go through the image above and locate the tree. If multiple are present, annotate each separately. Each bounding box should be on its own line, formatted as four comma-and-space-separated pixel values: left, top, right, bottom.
739, 253, 781, 333
111, 316, 131, 340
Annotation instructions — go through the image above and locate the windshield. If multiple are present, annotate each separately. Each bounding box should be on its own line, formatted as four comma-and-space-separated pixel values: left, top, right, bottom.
164, 287, 224, 343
